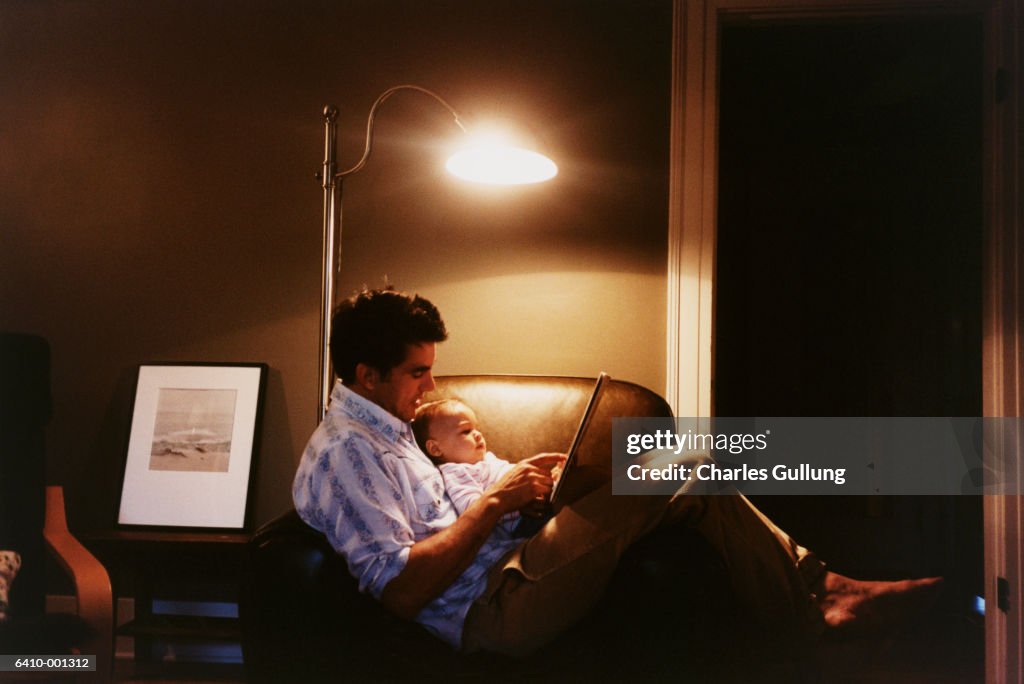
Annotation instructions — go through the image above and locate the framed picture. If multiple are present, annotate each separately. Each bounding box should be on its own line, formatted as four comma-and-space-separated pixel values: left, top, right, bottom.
117, 363, 267, 530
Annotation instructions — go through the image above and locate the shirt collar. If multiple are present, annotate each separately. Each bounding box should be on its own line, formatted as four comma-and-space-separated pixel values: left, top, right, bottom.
327, 380, 413, 444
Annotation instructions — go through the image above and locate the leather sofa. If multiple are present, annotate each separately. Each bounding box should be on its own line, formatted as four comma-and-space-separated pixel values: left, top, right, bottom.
240, 376, 744, 682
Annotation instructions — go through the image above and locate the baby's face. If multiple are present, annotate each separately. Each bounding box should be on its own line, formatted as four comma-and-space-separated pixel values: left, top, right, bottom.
429, 404, 487, 464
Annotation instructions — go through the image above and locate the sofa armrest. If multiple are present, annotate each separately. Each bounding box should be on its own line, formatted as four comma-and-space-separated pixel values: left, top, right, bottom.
43, 486, 113, 683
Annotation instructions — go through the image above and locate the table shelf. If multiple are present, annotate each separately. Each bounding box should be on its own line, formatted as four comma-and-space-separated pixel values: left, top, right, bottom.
118, 614, 241, 641
81, 529, 250, 667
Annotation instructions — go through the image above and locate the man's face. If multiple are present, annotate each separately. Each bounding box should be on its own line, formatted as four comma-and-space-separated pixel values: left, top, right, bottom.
366, 342, 437, 423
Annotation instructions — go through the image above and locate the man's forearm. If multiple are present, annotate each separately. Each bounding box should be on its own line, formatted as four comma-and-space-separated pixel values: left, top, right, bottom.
379, 452, 563, 620
379, 493, 505, 620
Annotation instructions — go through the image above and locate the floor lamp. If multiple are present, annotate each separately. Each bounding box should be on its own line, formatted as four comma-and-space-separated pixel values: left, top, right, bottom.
317, 85, 558, 419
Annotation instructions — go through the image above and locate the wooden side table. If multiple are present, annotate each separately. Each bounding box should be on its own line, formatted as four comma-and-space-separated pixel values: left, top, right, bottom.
81, 529, 250, 668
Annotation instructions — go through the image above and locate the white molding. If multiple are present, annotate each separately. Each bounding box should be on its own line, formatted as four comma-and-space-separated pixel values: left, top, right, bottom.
666, 0, 716, 418
666, 0, 685, 414
982, 1, 1022, 681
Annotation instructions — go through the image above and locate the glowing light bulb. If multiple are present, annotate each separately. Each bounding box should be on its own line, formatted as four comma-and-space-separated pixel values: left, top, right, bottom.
445, 131, 557, 185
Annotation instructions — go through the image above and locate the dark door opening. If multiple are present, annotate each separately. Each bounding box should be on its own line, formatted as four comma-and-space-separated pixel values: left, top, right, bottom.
714, 12, 983, 639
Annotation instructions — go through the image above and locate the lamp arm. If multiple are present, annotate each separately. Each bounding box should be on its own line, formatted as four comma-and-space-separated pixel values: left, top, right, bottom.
317, 85, 465, 419
336, 84, 466, 180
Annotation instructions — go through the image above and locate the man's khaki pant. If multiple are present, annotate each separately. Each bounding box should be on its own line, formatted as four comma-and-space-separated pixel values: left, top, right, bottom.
462, 484, 826, 656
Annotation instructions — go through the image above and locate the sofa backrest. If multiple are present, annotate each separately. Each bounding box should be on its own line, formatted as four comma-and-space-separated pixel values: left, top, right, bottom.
430, 375, 673, 465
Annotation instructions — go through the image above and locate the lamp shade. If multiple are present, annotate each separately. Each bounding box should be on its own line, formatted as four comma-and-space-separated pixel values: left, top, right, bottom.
446, 143, 558, 185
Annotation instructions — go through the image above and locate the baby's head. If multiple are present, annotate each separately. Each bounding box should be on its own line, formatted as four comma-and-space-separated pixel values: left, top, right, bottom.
413, 399, 487, 465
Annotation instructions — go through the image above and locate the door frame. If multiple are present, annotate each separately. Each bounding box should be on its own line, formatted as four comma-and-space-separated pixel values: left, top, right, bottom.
665, 0, 1021, 680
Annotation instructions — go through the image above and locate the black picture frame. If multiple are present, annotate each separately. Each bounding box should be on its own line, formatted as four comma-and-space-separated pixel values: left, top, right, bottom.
116, 362, 267, 531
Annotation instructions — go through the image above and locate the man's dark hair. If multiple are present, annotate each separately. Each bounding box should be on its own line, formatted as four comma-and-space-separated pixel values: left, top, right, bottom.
330, 286, 448, 385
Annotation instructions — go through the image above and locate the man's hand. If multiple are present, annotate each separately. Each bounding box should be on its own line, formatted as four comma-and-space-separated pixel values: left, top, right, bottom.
380, 452, 565, 621
486, 453, 566, 516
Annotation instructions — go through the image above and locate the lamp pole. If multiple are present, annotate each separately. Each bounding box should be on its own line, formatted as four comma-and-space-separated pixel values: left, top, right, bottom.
318, 105, 340, 421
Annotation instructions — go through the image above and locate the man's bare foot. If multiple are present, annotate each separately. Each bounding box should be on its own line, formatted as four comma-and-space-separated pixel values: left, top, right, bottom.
816, 572, 943, 635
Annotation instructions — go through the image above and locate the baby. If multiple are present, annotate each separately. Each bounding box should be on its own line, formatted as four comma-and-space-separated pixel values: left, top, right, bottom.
412, 398, 529, 536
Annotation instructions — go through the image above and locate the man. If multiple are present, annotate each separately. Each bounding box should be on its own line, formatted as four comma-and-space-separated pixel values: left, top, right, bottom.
293, 286, 940, 657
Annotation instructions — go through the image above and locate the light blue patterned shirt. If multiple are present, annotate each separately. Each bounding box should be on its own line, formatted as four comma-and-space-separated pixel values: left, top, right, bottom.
292, 381, 522, 648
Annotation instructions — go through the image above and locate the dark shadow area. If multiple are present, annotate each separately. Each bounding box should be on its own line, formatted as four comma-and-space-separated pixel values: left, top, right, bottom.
714, 15, 984, 682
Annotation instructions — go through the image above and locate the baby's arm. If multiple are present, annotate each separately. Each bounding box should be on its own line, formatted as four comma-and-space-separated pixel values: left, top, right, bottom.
483, 454, 539, 523
439, 463, 488, 517
443, 454, 544, 524
480, 452, 516, 489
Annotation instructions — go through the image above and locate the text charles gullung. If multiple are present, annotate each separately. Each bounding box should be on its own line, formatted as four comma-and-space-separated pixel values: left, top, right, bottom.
625, 461, 847, 486
623, 429, 847, 486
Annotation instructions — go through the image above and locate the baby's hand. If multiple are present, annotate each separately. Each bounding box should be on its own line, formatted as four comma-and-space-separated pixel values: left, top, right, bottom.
488, 453, 563, 515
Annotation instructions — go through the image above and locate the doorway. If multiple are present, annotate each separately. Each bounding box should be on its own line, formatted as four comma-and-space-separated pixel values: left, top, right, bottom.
713, 16, 983, 590
663, 2, 1012, 678
666, 1, 1022, 679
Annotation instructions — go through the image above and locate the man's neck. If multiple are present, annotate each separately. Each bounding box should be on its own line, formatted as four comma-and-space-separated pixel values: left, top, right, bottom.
344, 381, 401, 421
344, 381, 377, 407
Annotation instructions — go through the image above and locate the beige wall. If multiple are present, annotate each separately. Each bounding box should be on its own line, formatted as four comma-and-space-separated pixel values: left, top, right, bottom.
427, 273, 665, 386
0, 0, 671, 527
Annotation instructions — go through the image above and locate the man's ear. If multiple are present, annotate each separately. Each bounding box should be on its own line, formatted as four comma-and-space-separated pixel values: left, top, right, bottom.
354, 363, 380, 390
425, 439, 443, 458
